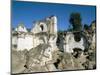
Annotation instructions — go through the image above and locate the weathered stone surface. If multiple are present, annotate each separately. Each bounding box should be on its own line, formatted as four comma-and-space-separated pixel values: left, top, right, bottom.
12, 50, 27, 73
57, 53, 74, 70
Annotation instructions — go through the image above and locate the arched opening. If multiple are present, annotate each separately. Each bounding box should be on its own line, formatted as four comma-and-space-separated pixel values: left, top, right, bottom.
40, 25, 44, 31
73, 32, 81, 42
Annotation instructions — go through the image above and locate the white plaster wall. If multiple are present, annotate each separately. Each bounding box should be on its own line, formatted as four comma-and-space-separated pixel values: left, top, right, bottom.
17, 34, 33, 51
64, 33, 85, 53
33, 36, 46, 48
31, 23, 40, 34
31, 22, 47, 34
51, 16, 57, 34
12, 36, 17, 45
24, 34, 33, 50
33, 37, 40, 47
49, 36, 58, 51
15, 25, 28, 32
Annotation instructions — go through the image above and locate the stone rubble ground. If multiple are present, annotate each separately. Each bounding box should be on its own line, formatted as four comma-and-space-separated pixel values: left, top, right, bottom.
12, 42, 96, 74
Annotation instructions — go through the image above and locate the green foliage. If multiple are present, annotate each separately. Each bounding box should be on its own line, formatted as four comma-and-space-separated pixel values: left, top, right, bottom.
84, 24, 89, 30
69, 13, 82, 31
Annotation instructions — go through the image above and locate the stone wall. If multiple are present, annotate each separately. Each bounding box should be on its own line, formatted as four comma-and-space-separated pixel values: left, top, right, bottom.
57, 32, 89, 53
12, 16, 58, 51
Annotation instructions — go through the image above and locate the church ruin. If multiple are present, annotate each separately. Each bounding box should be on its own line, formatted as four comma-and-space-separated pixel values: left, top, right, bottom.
12, 15, 96, 74
12, 15, 58, 51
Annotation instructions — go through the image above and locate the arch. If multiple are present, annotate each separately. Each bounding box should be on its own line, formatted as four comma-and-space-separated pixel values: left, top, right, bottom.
40, 24, 44, 31
39, 22, 47, 32
73, 32, 81, 42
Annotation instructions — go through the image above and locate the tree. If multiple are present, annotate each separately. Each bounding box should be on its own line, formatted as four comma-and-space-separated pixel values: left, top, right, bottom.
84, 24, 89, 30
69, 13, 82, 31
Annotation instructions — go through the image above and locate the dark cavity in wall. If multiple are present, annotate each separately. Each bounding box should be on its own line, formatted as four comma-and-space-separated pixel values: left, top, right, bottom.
73, 32, 81, 42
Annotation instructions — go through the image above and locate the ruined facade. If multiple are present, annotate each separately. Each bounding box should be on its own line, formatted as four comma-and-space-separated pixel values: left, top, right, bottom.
12, 16, 96, 74
12, 16, 58, 51
12, 15, 91, 53
12, 16, 58, 73
63, 32, 87, 53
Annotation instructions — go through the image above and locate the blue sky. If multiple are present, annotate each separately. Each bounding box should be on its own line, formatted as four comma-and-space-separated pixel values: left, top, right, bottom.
12, 1, 96, 31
